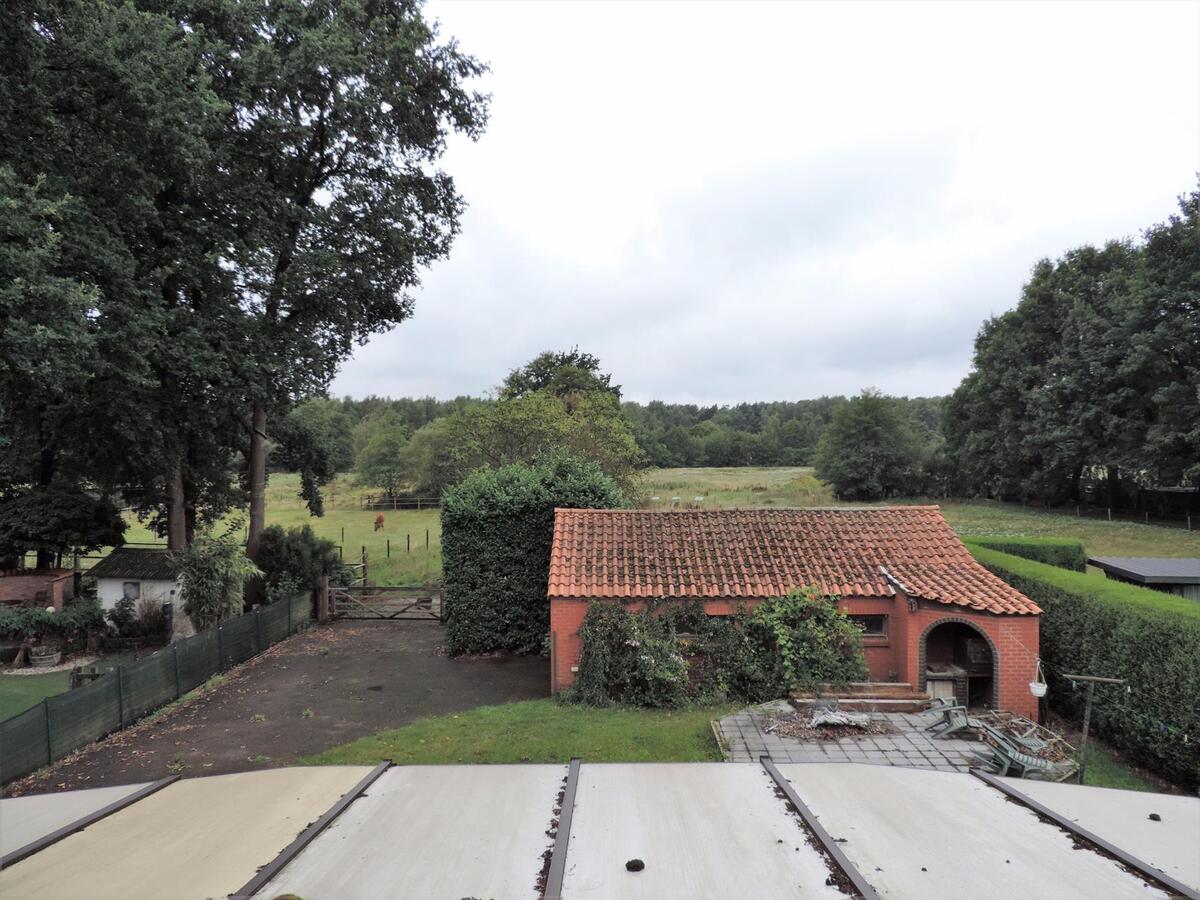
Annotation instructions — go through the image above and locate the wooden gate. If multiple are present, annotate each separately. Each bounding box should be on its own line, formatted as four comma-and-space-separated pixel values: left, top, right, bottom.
329, 585, 442, 621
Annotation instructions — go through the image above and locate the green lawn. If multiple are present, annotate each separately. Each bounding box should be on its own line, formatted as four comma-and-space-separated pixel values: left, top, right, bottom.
639, 467, 1200, 559
1079, 742, 1160, 792
0, 670, 69, 720
116, 472, 441, 587
303, 699, 731, 766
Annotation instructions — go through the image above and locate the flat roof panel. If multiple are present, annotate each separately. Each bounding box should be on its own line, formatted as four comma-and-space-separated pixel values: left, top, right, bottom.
0, 766, 370, 900
258, 764, 566, 900
560, 762, 844, 900
0, 782, 149, 856
1001, 777, 1200, 891
778, 763, 1170, 900
1089, 557, 1200, 584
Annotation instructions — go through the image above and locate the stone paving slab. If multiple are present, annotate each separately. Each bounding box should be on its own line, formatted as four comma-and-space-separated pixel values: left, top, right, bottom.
716, 702, 983, 771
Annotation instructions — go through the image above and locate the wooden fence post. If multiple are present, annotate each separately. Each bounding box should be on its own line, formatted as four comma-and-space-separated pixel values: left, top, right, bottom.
426, 529, 429, 550
43, 698, 53, 765
318, 575, 330, 624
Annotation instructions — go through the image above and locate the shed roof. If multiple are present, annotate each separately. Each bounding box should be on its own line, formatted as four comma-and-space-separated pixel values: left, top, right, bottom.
87, 548, 178, 581
549, 506, 1040, 614
1087, 556, 1200, 585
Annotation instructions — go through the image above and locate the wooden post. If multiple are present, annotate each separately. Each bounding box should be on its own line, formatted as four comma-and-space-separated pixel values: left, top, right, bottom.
341, 527, 345, 543
407, 534, 411, 554
1144, 511, 1149, 525
387, 538, 390, 558
318, 575, 330, 624
426, 529, 429, 550
43, 698, 53, 765
1063, 673, 1124, 785
1107, 507, 1112, 521
116, 666, 126, 728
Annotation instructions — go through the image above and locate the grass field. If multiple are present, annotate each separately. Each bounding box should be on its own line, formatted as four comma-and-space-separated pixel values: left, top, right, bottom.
639, 467, 1200, 559
303, 699, 730, 766
116, 472, 441, 587
0, 670, 69, 721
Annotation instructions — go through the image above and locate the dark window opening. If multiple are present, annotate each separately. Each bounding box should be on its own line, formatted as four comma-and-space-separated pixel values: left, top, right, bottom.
850, 614, 887, 636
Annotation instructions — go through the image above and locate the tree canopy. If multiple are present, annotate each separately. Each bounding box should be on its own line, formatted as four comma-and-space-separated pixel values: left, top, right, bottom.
945, 187, 1200, 503
813, 390, 927, 500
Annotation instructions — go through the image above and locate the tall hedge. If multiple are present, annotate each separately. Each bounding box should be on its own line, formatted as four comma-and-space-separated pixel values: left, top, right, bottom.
962, 535, 1087, 571
970, 545, 1200, 788
441, 453, 624, 655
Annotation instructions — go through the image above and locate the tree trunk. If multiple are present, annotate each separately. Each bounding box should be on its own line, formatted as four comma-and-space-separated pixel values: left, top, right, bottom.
167, 463, 187, 550
1106, 465, 1121, 511
246, 401, 268, 558
1069, 464, 1083, 503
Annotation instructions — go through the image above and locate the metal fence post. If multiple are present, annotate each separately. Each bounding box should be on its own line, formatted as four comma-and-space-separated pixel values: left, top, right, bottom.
173, 642, 182, 699
43, 698, 53, 765
287, 595, 293, 635
217, 623, 225, 672
116, 667, 126, 729
255, 607, 263, 654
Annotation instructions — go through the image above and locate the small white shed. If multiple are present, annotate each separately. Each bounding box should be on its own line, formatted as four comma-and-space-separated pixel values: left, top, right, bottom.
87, 548, 180, 611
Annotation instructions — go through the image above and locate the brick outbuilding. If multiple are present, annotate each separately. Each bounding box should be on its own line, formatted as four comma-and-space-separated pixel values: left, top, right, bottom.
548, 506, 1041, 720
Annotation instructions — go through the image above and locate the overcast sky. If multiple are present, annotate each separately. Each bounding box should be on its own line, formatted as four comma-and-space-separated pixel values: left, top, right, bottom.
331, 0, 1200, 405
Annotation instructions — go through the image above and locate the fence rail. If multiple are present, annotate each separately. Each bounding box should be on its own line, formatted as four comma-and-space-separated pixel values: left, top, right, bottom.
0, 591, 313, 786
359, 495, 441, 511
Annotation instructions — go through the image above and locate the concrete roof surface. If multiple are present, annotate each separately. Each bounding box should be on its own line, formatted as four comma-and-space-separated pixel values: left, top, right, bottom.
0, 782, 148, 856
258, 764, 567, 900
0, 766, 370, 900
1088, 556, 1200, 583
2, 763, 1195, 900
561, 762, 845, 899
776, 763, 1175, 899
1001, 777, 1200, 890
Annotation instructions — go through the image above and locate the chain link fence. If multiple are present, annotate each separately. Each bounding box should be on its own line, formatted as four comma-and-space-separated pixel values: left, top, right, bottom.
0, 591, 313, 785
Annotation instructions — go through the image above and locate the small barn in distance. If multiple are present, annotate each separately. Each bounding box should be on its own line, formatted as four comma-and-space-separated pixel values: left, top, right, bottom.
87, 547, 180, 611
548, 506, 1042, 719
1088, 556, 1200, 602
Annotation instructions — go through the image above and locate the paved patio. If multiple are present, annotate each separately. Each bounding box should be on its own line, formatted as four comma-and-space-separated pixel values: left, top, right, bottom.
715, 700, 984, 771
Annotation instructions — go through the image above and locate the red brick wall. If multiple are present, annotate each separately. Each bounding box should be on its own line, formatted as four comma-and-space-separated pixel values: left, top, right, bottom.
903, 603, 1040, 721
549, 594, 1041, 720
0, 570, 71, 611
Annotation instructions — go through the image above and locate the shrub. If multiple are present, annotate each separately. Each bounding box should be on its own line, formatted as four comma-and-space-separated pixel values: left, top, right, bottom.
569, 604, 689, 707
254, 524, 346, 601
970, 545, 1200, 789
569, 588, 868, 708
0, 598, 105, 643
175, 523, 261, 629
743, 587, 870, 694
963, 535, 1087, 571
441, 452, 625, 655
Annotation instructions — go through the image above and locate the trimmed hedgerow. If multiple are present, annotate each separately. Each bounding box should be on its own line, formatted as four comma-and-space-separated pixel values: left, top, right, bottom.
441, 452, 624, 655
568, 588, 869, 708
970, 545, 1200, 789
962, 535, 1087, 571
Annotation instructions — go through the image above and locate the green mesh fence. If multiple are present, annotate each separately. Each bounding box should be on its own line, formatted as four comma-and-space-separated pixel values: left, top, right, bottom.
46, 674, 122, 760
0, 592, 313, 786
0, 703, 51, 783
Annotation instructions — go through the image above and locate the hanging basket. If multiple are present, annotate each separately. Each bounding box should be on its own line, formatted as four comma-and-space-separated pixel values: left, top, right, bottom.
1029, 659, 1048, 697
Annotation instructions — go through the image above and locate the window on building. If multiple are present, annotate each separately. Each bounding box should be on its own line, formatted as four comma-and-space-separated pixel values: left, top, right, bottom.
122, 581, 141, 601
850, 614, 887, 636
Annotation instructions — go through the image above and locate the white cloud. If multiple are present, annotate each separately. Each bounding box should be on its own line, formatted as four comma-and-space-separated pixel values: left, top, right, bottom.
332, 0, 1200, 403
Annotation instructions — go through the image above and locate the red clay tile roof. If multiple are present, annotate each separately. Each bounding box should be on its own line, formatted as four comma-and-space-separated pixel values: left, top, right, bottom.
548, 506, 1040, 615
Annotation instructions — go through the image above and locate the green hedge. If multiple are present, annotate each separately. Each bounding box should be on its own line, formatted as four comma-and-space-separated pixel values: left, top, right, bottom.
970, 545, 1200, 788
441, 453, 624, 655
962, 535, 1087, 571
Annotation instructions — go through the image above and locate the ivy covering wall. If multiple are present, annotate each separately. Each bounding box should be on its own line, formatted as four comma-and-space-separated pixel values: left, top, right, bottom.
440, 453, 624, 655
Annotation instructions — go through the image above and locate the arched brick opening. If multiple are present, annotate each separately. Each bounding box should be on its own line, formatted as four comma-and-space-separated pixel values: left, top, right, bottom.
918, 616, 1000, 710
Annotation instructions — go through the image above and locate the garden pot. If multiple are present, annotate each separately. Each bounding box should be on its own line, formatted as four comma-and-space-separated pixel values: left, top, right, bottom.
29, 646, 62, 668
1029, 681, 1047, 698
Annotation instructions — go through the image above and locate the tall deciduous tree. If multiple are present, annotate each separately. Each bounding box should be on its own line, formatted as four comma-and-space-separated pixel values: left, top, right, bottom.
814, 390, 924, 500
172, 0, 488, 557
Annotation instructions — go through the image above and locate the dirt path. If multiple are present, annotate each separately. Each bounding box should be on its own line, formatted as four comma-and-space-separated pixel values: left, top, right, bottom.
6, 621, 548, 797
